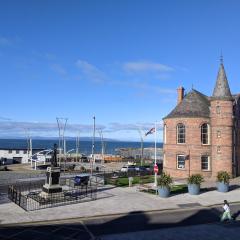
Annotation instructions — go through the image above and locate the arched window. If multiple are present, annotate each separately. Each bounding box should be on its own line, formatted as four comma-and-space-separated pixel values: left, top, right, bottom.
201, 123, 209, 145
177, 123, 185, 143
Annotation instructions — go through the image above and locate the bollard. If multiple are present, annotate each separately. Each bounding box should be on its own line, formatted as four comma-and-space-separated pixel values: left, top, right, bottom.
128, 177, 133, 187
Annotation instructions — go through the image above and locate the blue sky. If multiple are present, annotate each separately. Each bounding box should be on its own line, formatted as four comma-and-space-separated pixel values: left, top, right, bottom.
1, 0, 240, 141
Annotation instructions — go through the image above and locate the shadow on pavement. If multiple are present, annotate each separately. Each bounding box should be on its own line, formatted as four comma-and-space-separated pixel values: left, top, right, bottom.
0, 207, 240, 240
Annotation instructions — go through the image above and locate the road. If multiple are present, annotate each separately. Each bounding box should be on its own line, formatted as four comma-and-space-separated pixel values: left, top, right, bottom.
0, 204, 240, 240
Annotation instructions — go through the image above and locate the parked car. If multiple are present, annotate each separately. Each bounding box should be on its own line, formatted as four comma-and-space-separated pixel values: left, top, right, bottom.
120, 165, 136, 172
135, 166, 151, 175
135, 166, 147, 171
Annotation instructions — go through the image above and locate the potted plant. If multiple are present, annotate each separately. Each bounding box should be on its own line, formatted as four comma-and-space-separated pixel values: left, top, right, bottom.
187, 174, 204, 195
216, 171, 230, 192
157, 172, 173, 198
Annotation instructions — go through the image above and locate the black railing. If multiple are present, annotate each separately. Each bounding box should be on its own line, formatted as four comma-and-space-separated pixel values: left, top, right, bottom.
8, 177, 97, 211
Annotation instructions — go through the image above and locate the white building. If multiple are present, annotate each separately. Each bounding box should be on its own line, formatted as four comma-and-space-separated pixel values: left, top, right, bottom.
0, 148, 51, 165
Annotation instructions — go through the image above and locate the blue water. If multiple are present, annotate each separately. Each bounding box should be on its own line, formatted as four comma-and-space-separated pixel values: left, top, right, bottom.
0, 139, 163, 155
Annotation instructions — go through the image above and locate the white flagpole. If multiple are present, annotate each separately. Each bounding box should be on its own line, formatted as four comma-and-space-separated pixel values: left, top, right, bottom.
154, 121, 157, 187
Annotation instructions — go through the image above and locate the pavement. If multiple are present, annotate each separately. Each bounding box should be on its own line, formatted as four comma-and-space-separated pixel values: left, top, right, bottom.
1, 180, 240, 225
0, 175, 240, 239
0, 204, 240, 239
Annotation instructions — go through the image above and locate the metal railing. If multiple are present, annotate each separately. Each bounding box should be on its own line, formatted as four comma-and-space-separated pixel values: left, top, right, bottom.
8, 177, 97, 211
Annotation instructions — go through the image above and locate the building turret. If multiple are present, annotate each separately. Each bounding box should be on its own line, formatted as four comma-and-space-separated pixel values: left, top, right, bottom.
211, 61, 233, 177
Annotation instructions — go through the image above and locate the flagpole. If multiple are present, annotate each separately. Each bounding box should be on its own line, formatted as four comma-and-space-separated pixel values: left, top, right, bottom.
154, 121, 157, 187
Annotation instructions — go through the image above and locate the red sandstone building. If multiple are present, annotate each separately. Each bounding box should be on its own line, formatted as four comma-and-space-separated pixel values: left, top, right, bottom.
163, 62, 240, 178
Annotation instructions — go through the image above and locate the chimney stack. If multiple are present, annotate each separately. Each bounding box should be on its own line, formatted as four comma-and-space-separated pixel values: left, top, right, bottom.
177, 86, 185, 104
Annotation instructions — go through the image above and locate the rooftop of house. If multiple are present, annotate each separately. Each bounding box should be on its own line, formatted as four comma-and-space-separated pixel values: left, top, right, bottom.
163, 62, 239, 119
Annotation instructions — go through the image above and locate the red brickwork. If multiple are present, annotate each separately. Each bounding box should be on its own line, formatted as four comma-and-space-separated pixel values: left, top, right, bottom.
210, 100, 233, 177
163, 118, 212, 178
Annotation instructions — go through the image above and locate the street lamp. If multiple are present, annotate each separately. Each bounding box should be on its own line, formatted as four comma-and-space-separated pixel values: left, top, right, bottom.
137, 128, 144, 166
91, 116, 96, 175
98, 129, 105, 165
56, 117, 68, 168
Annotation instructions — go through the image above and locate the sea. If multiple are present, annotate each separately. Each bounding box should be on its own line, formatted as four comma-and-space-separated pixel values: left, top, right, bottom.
0, 139, 163, 155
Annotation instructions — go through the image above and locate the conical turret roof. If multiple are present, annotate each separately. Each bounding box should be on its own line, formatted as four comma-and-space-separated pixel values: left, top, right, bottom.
212, 63, 232, 100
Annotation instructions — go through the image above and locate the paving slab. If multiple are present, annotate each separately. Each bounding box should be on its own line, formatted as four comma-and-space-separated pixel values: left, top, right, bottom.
1, 185, 240, 225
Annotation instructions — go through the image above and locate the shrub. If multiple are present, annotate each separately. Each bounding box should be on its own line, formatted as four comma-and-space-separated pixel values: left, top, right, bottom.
80, 166, 86, 172
187, 174, 204, 185
157, 172, 173, 188
217, 171, 230, 184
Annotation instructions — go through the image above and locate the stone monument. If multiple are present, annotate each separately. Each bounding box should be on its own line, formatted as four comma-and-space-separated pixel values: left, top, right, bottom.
40, 144, 63, 199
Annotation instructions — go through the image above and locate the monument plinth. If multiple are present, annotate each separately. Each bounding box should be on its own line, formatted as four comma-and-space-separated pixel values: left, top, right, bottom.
40, 144, 63, 199
42, 167, 62, 194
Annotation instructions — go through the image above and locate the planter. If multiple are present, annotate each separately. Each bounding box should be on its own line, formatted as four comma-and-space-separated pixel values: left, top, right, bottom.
217, 181, 229, 192
158, 186, 170, 198
188, 184, 200, 195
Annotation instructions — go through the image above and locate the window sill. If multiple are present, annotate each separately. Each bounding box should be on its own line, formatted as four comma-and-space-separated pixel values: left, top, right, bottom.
177, 168, 186, 171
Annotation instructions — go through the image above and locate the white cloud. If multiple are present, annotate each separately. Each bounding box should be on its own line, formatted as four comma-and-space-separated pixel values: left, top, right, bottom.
107, 122, 163, 132
0, 116, 12, 121
50, 63, 67, 77
0, 121, 106, 137
76, 60, 106, 83
0, 37, 11, 46
0, 120, 163, 138
123, 61, 174, 73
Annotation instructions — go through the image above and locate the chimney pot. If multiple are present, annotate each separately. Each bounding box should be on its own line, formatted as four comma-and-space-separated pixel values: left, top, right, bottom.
177, 86, 185, 104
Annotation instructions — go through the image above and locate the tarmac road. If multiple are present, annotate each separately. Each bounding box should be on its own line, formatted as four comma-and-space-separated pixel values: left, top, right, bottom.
0, 203, 240, 240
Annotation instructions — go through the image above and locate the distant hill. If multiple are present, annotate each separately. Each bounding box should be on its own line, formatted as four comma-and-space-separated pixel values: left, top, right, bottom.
0, 136, 120, 142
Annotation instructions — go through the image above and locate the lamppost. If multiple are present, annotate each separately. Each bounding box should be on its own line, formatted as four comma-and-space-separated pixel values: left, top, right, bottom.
98, 129, 105, 166
56, 117, 68, 168
91, 116, 96, 175
76, 131, 80, 162
24, 128, 32, 167
137, 128, 144, 166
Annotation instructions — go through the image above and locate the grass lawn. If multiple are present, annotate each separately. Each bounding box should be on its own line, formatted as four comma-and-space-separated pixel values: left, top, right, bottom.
105, 175, 154, 187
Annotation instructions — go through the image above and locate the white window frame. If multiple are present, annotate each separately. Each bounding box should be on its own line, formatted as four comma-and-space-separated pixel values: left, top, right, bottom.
201, 123, 210, 145
201, 155, 210, 171
177, 155, 185, 169
177, 123, 185, 144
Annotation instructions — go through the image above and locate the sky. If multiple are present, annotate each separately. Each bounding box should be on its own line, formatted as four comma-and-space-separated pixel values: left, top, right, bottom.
1, 0, 240, 141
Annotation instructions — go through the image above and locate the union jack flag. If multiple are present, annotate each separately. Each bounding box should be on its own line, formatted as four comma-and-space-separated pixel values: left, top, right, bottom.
145, 127, 155, 136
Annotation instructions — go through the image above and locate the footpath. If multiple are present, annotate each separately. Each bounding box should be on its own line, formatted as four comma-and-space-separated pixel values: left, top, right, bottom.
0, 177, 240, 240
0, 177, 240, 225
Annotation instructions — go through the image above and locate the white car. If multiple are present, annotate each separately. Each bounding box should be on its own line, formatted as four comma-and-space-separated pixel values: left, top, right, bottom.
120, 165, 136, 172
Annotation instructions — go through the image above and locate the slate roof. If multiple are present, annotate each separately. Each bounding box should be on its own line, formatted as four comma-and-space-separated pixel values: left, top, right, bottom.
163, 89, 210, 119
212, 63, 232, 100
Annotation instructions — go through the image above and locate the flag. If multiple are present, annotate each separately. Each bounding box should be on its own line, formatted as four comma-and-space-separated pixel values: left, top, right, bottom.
145, 127, 155, 136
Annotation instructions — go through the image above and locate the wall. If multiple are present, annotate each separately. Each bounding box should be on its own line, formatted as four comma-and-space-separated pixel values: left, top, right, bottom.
163, 117, 212, 178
